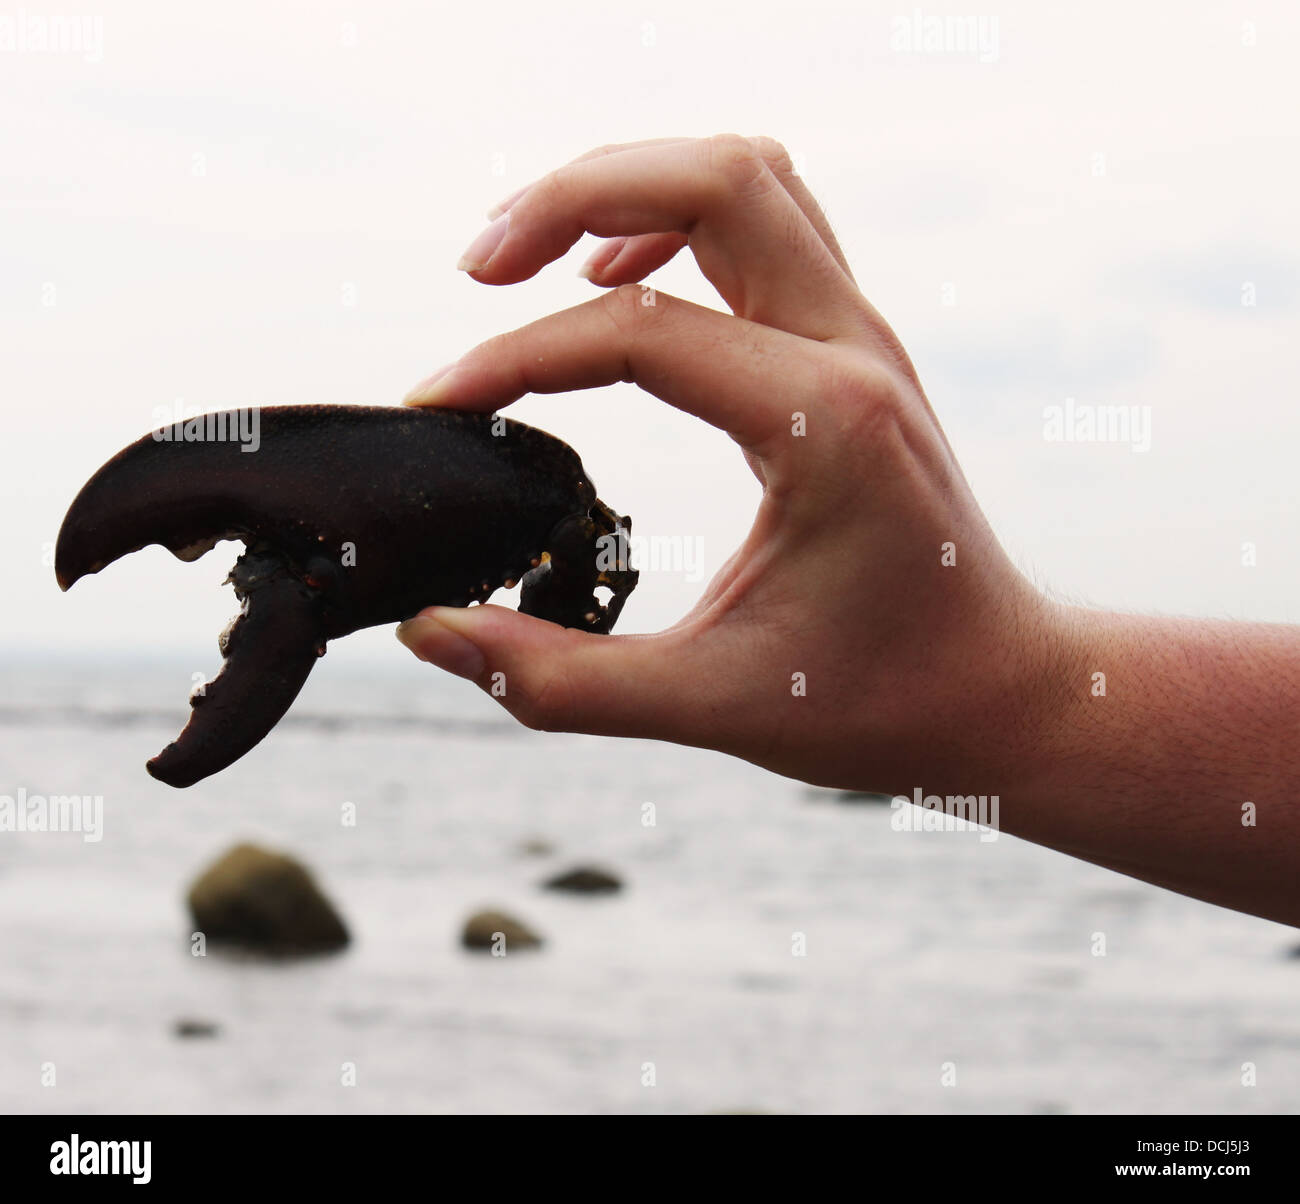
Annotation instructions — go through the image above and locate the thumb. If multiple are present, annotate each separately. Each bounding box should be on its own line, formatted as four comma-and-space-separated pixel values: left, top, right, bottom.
396, 603, 697, 740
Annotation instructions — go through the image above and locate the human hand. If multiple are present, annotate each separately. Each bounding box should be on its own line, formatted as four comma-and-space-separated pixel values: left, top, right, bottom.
398, 135, 1072, 794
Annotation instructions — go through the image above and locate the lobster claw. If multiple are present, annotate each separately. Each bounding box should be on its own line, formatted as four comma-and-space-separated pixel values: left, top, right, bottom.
56, 405, 638, 786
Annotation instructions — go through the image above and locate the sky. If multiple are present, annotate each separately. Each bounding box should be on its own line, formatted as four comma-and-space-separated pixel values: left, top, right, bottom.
2, 0, 1299, 670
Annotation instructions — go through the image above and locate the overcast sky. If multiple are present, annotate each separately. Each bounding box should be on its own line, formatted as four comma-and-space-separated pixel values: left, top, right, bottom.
3, 1, 1298, 672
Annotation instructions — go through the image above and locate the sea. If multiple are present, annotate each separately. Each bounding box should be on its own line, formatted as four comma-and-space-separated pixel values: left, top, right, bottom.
2, 650, 1298, 1114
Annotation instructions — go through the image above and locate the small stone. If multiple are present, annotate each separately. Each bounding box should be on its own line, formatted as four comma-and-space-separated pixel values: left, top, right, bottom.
834, 791, 894, 804
516, 837, 556, 858
461, 909, 543, 952
542, 865, 623, 894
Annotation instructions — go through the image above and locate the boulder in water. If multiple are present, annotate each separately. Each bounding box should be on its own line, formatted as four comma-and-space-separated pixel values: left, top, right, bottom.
187, 842, 350, 956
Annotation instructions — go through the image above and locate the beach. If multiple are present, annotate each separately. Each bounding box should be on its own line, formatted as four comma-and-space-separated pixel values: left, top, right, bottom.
2, 649, 1298, 1114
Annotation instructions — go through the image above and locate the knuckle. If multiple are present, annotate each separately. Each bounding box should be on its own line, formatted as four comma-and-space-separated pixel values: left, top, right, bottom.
600, 281, 663, 337
703, 132, 770, 194
821, 355, 907, 442
816, 352, 954, 484
749, 135, 794, 177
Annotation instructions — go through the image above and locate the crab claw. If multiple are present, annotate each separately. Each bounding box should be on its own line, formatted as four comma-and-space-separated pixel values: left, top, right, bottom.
56, 405, 638, 786
146, 549, 324, 787
520, 501, 638, 634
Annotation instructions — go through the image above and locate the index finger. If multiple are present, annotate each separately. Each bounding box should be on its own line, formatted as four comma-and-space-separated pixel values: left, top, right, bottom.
403, 286, 827, 454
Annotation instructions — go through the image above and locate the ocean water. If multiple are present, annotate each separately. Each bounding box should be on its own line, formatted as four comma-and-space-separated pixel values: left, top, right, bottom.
1, 651, 1298, 1115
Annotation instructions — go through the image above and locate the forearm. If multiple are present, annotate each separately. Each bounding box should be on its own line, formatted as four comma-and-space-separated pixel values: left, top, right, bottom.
1008, 609, 1300, 926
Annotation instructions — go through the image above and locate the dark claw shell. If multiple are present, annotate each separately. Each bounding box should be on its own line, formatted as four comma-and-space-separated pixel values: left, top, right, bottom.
56, 405, 639, 786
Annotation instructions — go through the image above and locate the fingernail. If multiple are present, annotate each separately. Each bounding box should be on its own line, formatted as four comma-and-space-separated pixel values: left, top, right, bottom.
578, 238, 627, 281
396, 611, 485, 679
457, 213, 509, 273
402, 363, 458, 406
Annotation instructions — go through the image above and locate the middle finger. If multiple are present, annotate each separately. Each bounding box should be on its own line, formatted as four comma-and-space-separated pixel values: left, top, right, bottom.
457, 135, 871, 343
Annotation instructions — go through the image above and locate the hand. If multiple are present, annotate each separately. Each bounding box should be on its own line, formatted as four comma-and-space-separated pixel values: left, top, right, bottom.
397, 135, 1300, 929
398, 134, 1071, 794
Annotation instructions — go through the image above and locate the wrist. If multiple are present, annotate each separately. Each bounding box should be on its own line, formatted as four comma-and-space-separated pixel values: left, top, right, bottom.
929, 587, 1097, 814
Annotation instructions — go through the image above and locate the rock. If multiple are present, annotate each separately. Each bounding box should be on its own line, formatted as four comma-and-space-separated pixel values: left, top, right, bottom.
803, 787, 893, 804
461, 909, 543, 952
187, 842, 350, 956
543, 865, 622, 894
516, 837, 556, 858
173, 1018, 219, 1039
834, 791, 894, 804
